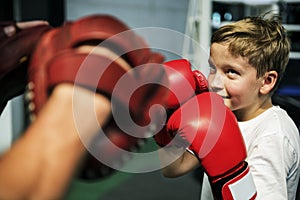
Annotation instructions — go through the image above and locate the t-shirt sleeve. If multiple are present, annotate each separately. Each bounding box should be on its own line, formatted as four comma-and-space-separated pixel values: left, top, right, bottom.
247, 134, 298, 200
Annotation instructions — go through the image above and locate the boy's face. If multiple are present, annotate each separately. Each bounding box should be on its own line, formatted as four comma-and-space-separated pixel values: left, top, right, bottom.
208, 43, 264, 120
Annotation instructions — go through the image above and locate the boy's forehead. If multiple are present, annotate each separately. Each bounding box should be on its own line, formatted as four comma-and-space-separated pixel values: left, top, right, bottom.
209, 43, 255, 70
210, 43, 247, 60
209, 43, 231, 60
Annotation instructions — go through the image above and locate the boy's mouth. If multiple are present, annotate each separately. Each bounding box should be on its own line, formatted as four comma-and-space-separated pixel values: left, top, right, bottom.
219, 95, 230, 99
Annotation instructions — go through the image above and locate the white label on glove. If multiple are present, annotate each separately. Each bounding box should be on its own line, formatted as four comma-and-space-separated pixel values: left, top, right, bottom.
228, 170, 257, 199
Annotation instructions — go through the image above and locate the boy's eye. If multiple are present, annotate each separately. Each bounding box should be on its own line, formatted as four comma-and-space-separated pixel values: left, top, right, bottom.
227, 69, 239, 77
227, 69, 237, 74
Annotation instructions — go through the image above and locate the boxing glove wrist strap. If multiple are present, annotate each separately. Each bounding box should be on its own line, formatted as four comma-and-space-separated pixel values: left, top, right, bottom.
210, 161, 257, 200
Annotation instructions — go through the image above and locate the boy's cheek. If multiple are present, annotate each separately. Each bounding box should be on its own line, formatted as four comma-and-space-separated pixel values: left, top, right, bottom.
222, 96, 240, 111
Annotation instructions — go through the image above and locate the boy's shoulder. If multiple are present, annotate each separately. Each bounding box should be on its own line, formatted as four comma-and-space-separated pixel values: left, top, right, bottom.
265, 106, 298, 130
239, 106, 299, 142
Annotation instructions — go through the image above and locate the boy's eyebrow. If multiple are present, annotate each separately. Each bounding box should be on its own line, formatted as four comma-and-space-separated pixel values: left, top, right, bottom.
209, 57, 242, 70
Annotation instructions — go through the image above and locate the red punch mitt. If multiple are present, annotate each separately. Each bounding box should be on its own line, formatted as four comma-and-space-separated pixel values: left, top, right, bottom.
0, 21, 52, 114
26, 15, 168, 180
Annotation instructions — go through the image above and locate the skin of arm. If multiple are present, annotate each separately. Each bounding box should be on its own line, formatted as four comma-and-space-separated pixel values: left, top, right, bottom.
0, 84, 111, 200
159, 146, 200, 178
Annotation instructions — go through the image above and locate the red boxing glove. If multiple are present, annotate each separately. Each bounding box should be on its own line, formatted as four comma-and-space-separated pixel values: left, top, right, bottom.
193, 69, 209, 93
167, 92, 257, 200
153, 59, 208, 147
163, 59, 208, 109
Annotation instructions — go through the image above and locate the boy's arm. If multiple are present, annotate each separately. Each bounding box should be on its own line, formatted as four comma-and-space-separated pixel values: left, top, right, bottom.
159, 147, 200, 178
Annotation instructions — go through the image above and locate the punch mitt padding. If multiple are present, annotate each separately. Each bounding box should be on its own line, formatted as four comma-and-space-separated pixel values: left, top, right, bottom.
26, 14, 168, 180
0, 21, 51, 114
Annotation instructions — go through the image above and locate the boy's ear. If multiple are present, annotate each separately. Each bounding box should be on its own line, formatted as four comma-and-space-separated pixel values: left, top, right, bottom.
260, 71, 278, 94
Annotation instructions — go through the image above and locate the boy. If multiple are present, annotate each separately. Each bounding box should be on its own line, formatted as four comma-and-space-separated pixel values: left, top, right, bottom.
158, 14, 300, 199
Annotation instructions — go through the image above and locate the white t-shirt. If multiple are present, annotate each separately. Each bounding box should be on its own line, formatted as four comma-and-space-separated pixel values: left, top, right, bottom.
200, 106, 300, 200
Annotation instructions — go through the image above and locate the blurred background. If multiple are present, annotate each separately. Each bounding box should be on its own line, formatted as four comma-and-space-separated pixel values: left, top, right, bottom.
0, 0, 299, 199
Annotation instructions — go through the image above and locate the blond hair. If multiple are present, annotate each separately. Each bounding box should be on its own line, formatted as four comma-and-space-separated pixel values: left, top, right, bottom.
211, 14, 290, 92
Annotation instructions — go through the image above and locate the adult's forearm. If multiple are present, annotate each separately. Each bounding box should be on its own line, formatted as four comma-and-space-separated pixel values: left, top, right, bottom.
0, 84, 111, 199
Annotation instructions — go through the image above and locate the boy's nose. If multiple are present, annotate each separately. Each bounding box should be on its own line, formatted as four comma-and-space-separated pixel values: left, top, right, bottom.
208, 72, 224, 92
